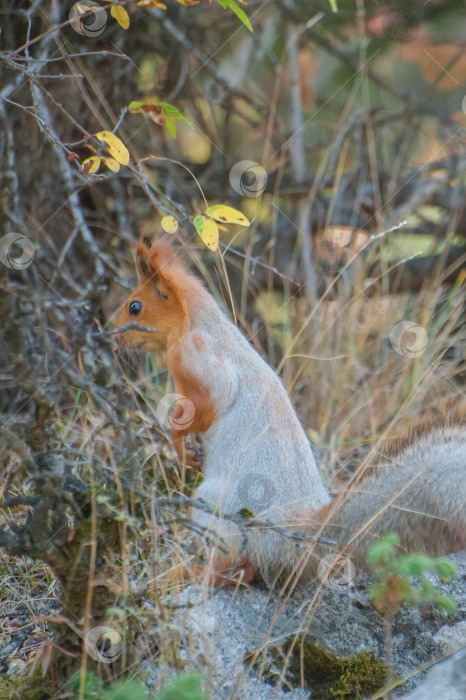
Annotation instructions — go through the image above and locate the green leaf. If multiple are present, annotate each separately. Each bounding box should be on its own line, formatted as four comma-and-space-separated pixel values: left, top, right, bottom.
164, 114, 177, 138
420, 578, 434, 597
434, 595, 456, 613
434, 559, 457, 581
128, 100, 145, 113
398, 577, 415, 600
157, 673, 207, 700
160, 102, 193, 129
328, 0, 338, 11
368, 582, 386, 602
215, 0, 253, 33
397, 554, 432, 577
366, 533, 399, 569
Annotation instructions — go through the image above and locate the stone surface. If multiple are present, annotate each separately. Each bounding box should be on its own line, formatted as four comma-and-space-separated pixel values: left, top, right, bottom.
142, 552, 466, 698
400, 646, 466, 700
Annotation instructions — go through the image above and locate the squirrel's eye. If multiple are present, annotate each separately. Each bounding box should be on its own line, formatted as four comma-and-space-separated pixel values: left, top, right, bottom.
129, 301, 142, 316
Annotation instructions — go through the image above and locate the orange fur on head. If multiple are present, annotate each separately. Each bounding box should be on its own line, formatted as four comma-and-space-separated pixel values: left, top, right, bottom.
115, 236, 192, 351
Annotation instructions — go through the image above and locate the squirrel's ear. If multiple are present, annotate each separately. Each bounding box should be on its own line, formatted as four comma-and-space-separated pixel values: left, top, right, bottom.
137, 238, 158, 281
136, 235, 179, 285
147, 236, 179, 280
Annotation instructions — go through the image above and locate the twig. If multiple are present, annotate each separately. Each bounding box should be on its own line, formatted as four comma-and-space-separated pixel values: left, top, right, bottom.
0, 496, 40, 508
29, 84, 105, 277
154, 494, 336, 546
91, 323, 159, 337
285, 6, 318, 309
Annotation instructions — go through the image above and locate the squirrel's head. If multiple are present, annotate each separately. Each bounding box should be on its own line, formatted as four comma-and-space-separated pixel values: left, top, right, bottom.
115, 236, 190, 351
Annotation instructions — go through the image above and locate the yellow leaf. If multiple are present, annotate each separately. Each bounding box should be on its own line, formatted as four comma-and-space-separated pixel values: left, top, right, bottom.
101, 156, 120, 173
138, 0, 167, 7
193, 215, 219, 252
161, 215, 179, 234
204, 204, 250, 227
95, 131, 130, 165
82, 156, 101, 175
176, 0, 200, 5
110, 5, 130, 29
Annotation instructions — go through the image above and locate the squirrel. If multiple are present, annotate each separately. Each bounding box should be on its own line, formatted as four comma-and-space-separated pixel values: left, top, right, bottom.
115, 236, 466, 587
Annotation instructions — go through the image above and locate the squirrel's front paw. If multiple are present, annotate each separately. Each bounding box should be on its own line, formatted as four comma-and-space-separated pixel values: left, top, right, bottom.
183, 448, 203, 471
184, 435, 203, 470
172, 433, 204, 470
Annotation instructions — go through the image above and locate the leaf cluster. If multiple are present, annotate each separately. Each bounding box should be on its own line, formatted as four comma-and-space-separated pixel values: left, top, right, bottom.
367, 534, 457, 616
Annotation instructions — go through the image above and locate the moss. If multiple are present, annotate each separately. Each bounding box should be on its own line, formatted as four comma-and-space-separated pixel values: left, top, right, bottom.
0, 675, 53, 700
245, 638, 389, 699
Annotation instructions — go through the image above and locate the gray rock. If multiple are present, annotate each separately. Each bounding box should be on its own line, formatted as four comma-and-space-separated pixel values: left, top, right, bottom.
434, 621, 466, 655
141, 552, 465, 698
400, 646, 466, 700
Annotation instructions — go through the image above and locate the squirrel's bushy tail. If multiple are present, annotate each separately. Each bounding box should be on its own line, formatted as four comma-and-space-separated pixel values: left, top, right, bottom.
290, 404, 466, 574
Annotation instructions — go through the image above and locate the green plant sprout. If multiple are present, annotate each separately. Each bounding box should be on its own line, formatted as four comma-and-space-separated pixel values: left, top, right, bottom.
367, 533, 457, 688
